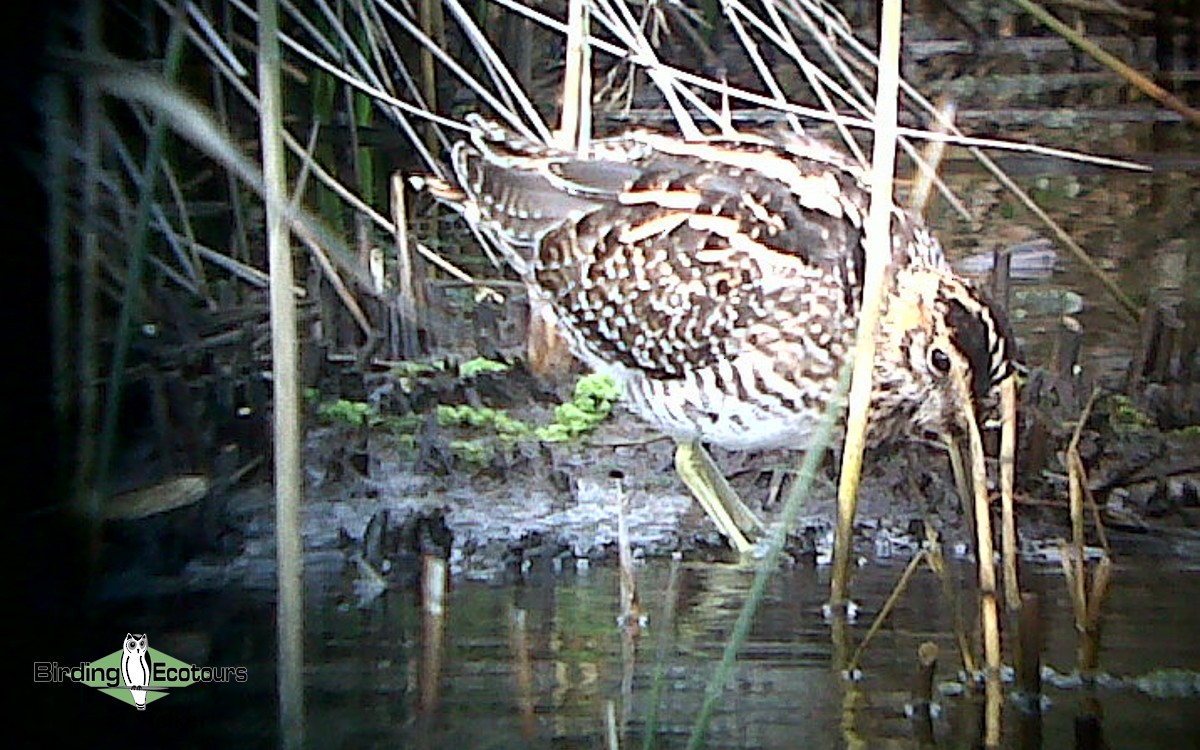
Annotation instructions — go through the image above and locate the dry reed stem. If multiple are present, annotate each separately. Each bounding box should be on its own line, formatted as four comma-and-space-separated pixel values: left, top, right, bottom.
480, 0, 1141, 167
418, 0, 441, 153
1081, 451, 1110, 554
1059, 540, 1086, 624
831, 0, 903, 609
1062, 387, 1114, 673
773, 0, 1144, 318
953, 364, 1003, 745
391, 174, 420, 358
723, 2, 799, 135
908, 99, 954, 217
258, 0, 304, 744
1068, 389, 1100, 555
1007, 0, 1200, 128
420, 556, 448, 712
94, 64, 412, 331
1077, 559, 1112, 672
1084, 555, 1113, 631
614, 473, 642, 629
1001, 377, 1020, 609
847, 548, 930, 671
946, 434, 975, 534
559, 0, 592, 151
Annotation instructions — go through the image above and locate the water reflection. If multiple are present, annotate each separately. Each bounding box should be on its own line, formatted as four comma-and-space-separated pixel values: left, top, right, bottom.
53, 553, 1200, 747
295, 558, 1200, 748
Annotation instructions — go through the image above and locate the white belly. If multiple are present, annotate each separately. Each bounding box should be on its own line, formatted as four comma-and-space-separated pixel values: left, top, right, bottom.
614, 363, 832, 450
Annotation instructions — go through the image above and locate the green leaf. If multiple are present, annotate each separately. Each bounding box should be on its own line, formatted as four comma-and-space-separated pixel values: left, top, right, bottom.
535, 423, 572, 442
459, 357, 510, 378
574, 372, 622, 406
450, 438, 493, 464
317, 399, 375, 427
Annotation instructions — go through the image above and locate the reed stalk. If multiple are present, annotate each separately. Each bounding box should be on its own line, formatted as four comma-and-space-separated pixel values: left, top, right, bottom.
76, 0, 104, 519
831, 0, 903, 609
955, 363, 1003, 747
847, 548, 931, 671
258, 0, 304, 745
560, 0, 592, 151
1063, 388, 1113, 674
44, 67, 72, 490
774, 0, 1142, 318
1006, 0, 1200, 128
1001, 377, 1020, 609
93, 6, 188, 549
418, 0, 440, 153
391, 174, 420, 357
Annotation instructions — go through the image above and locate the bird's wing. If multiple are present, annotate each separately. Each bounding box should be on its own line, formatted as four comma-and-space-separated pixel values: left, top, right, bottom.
529, 140, 869, 380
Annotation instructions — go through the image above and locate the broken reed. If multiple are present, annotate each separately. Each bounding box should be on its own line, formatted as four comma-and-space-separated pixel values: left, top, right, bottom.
1063, 388, 1113, 675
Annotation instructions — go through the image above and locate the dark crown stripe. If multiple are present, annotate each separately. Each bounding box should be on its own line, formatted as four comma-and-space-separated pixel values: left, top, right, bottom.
940, 284, 1017, 404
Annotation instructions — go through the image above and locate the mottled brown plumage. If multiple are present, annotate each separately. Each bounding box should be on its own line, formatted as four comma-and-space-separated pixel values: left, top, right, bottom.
421, 116, 1016, 456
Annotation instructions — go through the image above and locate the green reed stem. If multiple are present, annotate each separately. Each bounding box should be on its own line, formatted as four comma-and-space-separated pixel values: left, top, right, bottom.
93, 5, 189, 523
686, 366, 849, 750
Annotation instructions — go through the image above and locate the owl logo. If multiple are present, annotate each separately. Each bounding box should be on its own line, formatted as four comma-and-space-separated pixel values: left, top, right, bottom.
120, 634, 150, 710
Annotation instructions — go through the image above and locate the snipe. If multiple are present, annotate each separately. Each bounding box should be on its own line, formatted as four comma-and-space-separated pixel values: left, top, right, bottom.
417, 116, 1017, 552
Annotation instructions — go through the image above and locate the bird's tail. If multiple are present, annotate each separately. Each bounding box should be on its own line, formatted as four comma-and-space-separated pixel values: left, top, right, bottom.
409, 119, 609, 277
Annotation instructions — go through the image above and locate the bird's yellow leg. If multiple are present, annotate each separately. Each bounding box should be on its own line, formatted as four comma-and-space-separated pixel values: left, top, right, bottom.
674, 440, 765, 554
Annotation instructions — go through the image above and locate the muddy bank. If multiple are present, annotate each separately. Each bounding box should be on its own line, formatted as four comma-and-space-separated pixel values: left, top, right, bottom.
96, 353, 1200, 601
169, 414, 971, 591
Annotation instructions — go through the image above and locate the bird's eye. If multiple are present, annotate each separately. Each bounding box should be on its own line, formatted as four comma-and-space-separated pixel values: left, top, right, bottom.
929, 348, 951, 375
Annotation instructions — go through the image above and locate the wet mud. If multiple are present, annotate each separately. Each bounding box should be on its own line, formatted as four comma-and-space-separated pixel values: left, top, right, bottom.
99, 352, 1200, 597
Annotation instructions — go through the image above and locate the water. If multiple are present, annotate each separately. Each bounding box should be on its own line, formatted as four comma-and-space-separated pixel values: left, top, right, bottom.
56, 555, 1200, 749
933, 160, 1200, 385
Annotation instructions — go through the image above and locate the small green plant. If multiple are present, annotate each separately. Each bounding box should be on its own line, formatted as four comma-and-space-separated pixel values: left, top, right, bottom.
574, 371, 622, 407
536, 373, 621, 442
437, 404, 532, 439
458, 357, 510, 378
317, 398, 376, 427
315, 371, 621, 464
1105, 394, 1155, 433
450, 438, 494, 465
434, 373, 621, 444
312, 390, 425, 436
379, 413, 424, 435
